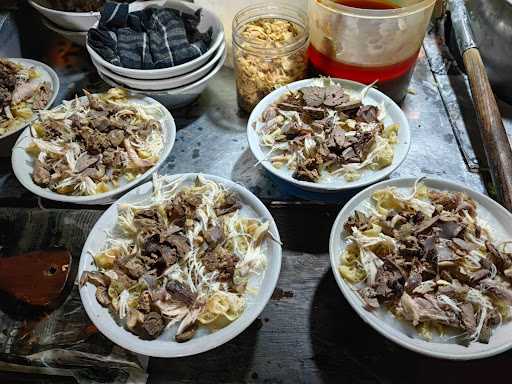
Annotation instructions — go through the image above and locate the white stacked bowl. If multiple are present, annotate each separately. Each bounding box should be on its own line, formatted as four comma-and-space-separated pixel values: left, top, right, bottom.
29, 0, 100, 31
87, 0, 226, 108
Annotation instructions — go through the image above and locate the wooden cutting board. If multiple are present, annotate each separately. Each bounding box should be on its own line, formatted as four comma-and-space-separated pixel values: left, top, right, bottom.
0, 248, 72, 316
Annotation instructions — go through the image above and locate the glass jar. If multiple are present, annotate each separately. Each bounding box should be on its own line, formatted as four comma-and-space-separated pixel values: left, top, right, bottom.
308, 0, 436, 103
232, 3, 309, 113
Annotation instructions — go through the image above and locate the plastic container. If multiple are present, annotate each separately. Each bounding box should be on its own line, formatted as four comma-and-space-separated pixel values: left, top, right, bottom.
308, 0, 436, 102
232, 3, 309, 113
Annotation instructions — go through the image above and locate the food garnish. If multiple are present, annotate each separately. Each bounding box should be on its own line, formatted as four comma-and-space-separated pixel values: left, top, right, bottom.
80, 174, 271, 342
234, 17, 308, 112
257, 79, 399, 182
27, 88, 164, 196
0, 58, 51, 136
339, 181, 512, 345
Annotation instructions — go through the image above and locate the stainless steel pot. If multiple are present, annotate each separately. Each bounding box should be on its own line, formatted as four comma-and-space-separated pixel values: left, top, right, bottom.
466, 0, 512, 103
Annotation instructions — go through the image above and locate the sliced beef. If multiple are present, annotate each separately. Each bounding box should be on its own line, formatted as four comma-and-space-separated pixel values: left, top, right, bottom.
452, 238, 478, 252
142, 312, 165, 339
358, 287, 379, 309
352, 131, 375, 159
300, 86, 325, 107
138, 290, 152, 314
166, 281, 196, 306
202, 246, 239, 282
277, 102, 304, 112
335, 100, 362, 113
108, 129, 125, 147
79, 127, 110, 154
343, 210, 369, 234
75, 153, 100, 173
438, 221, 464, 239
122, 257, 146, 279
323, 85, 349, 107
485, 241, 512, 273
79, 270, 111, 288
356, 105, 379, 123
32, 82, 51, 109
32, 159, 50, 187
142, 234, 183, 273
204, 224, 224, 245
215, 192, 242, 216
90, 115, 110, 132
175, 322, 198, 343
374, 267, 404, 300
302, 106, 326, 120
460, 303, 476, 333
419, 235, 437, 260
414, 216, 439, 234
405, 258, 423, 292
95, 286, 110, 307
165, 235, 190, 258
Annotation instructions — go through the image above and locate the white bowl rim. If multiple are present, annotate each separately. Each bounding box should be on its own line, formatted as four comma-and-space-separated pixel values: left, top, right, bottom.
0, 58, 60, 141
11, 94, 176, 204
94, 41, 226, 89
40, 15, 90, 35
246, 77, 412, 192
86, 0, 225, 77
98, 46, 227, 95
78, 172, 282, 357
29, 0, 100, 16
329, 176, 512, 360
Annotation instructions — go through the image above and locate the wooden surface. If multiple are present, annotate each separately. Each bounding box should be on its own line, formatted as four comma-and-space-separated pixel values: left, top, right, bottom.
148, 249, 512, 384
463, 48, 512, 209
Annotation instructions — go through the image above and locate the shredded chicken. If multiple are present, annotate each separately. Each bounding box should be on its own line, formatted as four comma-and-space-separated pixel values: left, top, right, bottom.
339, 182, 512, 345
80, 174, 270, 342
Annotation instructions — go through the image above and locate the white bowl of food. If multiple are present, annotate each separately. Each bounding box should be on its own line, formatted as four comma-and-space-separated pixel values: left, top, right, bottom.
78, 173, 282, 357
93, 42, 226, 91
29, 0, 101, 31
12, 88, 176, 204
247, 78, 411, 193
97, 47, 227, 109
86, 0, 225, 80
41, 15, 88, 46
0, 58, 59, 156
330, 177, 512, 360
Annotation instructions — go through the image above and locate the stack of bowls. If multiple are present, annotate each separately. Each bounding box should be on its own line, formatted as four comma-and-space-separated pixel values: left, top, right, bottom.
29, 0, 96, 46
87, 0, 226, 109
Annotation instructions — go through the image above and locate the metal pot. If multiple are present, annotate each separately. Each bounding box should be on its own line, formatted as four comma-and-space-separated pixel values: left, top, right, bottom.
466, 0, 512, 103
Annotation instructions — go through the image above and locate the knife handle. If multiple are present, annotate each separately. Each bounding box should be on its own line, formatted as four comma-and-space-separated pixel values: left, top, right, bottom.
463, 47, 512, 210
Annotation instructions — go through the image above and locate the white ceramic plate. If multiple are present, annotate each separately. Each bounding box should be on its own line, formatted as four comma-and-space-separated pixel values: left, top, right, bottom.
29, 0, 100, 31
247, 78, 411, 193
97, 47, 227, 109
41, 16, 88, 46
0, 58, 60, 141
11, 94, 176, 205
79, 173, 282, 357
86, 0, 225, 80
93, 42, 226, 91
329, 177, 512, 360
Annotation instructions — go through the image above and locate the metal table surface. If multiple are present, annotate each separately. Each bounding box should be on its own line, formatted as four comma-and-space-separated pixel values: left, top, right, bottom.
2, 7, 512, 384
